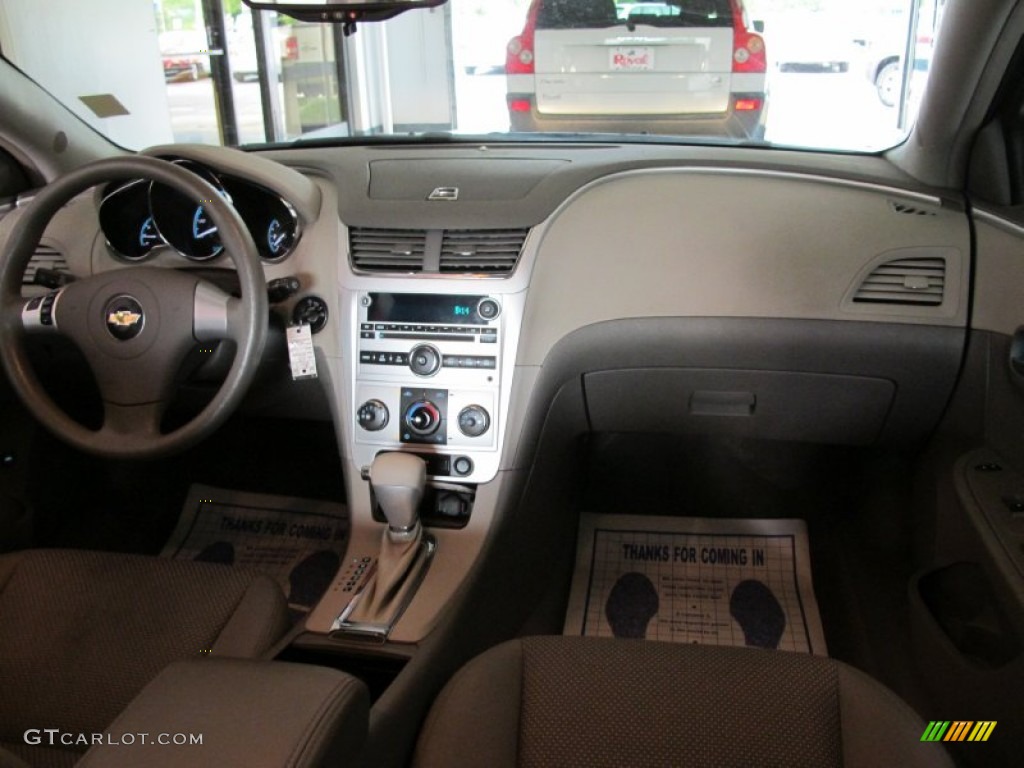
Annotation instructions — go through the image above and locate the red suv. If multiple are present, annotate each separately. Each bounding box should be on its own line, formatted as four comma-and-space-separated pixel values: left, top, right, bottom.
505, 0, 768, 139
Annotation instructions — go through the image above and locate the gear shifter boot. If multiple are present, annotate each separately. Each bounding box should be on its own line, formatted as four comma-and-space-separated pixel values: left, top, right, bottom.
347, 452, 431, 627
348, 525, 425, 623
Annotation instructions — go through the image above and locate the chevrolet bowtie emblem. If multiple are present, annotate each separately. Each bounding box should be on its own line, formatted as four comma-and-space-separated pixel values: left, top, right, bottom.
107, 310, 142, 328
104, 296, 145, 341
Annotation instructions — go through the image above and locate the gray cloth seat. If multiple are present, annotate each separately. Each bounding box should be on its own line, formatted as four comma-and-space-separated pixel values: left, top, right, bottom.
0, 548, 289, 767
415, 636, 954, 768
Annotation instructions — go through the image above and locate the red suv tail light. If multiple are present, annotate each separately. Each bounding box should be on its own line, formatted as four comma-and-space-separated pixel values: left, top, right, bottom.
506, 0, 540, 75
506, 36, 535, 75
730, 0, 766, 74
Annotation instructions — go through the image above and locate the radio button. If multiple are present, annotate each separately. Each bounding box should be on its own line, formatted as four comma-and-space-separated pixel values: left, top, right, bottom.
477, 298, 500, 320
409, 344, 441, 376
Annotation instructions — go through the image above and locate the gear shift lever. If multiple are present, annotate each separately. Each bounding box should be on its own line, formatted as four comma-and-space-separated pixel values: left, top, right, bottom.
370, 452, 426, 541
347, 452, 431, 628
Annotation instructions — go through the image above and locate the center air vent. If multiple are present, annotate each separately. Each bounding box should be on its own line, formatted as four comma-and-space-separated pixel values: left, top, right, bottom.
23, 244, 69, 286
350, 227, 528, 276
349, 228, 427, 273
853, 256, 946, 306
440, 229, 528, 274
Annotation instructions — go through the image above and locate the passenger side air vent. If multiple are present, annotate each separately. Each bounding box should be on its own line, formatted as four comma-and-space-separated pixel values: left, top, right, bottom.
22, 244, 69, 286
349, 228, 427, 273
853, 256, 946, 306
440, 229, 528, 274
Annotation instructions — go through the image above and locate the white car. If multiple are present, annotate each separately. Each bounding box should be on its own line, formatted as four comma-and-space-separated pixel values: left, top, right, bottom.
505, 0, 768, 139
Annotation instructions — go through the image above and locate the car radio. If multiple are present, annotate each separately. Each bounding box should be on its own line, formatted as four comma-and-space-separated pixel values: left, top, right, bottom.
353, 292, 503, 479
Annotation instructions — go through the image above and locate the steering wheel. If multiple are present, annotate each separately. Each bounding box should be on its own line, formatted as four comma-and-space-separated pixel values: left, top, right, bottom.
0, 156, 268, 459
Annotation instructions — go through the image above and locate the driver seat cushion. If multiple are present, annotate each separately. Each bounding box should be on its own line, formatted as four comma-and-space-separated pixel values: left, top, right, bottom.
414, 636, 954, 768
0, 548, 289, 767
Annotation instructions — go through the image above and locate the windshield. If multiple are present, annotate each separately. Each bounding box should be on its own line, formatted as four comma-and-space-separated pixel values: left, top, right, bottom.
0, 0, 944, 152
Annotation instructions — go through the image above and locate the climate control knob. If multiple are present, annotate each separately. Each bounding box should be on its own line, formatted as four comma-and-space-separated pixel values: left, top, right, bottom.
404, 400, 441, 436
409, 344, 441, 377
357, 399, 389, 432
457, 405, 491, 438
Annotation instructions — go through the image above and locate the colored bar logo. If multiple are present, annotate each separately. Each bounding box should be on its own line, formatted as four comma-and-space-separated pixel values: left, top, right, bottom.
921, 721, 997, 742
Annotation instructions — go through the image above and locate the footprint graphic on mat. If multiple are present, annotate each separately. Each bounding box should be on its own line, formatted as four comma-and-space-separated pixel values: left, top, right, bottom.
605, 572, 659, 639
729, 579, 786, 649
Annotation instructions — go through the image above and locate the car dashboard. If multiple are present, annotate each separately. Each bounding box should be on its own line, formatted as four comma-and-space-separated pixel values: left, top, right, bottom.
20, 139, 971, 644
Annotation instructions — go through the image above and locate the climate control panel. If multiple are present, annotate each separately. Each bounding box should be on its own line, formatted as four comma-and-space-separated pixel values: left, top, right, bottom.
356, 385, 496, 448
352, 291, 504, 482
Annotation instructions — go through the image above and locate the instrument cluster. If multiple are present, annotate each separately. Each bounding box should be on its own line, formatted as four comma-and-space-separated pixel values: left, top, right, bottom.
98, 159, 300, 263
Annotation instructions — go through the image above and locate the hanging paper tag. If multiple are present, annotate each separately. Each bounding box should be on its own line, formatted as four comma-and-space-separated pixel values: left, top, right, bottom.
287, 324, 318, 380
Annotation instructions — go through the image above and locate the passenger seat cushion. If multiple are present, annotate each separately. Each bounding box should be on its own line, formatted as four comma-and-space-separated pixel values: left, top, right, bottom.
0, 549, 288, 760
415, 636, 953, 768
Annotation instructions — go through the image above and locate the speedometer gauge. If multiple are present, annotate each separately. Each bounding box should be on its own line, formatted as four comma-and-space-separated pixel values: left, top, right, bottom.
149, 160, 231, 261
138, 217, 160, 249
191, 206, 224, 257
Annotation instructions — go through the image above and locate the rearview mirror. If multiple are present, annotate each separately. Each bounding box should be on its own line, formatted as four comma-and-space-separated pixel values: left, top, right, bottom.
241, 0, 448, 25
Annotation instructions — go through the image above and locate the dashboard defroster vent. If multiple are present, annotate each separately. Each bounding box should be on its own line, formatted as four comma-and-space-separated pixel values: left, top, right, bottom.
350, 228, 427, 273
23, 244, 69, 286
853, 256, 946, 306
889, 200, 938, 217
440, 229, 528, 274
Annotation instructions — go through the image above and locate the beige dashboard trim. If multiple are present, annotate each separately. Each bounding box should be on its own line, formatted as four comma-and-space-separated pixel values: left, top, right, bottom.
515, 165, 968, 367
631, 166, 947, 207
975, 208, 1024, 238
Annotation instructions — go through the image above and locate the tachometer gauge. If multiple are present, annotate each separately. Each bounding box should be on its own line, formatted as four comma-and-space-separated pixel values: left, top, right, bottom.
99, 180, 162, 260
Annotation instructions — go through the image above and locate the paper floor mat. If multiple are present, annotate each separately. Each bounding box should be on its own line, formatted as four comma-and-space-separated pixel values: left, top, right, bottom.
565, 514, 827, 655
161, 484, 349, 619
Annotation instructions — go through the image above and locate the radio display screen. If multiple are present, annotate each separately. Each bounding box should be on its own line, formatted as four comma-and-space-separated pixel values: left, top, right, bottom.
367, 293, 485, 325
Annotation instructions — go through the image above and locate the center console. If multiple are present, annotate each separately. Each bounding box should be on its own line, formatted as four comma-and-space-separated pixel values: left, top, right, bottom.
351, 291, 507, 483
